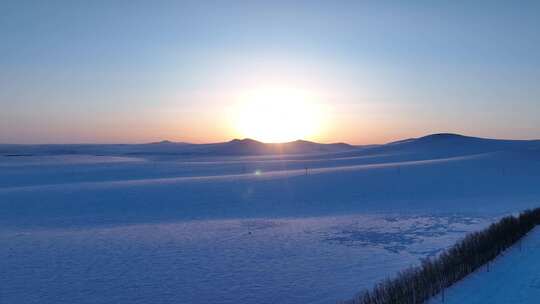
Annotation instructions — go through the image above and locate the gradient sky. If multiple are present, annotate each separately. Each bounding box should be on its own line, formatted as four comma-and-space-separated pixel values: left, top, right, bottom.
1, 1, 540, 144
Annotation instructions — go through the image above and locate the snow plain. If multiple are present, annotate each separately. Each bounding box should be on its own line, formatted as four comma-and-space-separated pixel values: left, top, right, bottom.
428, 227, 540, 304
1, 134, 540, 303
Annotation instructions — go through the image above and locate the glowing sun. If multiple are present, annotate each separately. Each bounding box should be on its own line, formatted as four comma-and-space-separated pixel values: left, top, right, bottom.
232, 88, 324, 143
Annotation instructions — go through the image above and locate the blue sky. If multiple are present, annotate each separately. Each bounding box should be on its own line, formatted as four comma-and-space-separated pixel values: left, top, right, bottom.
1, 1, 540, 144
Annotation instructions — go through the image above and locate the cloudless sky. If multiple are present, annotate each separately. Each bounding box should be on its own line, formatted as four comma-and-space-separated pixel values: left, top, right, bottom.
1, 0, 540, 144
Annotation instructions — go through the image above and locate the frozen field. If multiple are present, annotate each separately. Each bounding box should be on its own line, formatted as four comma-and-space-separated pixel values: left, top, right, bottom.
1, 134, 540, 303
0, 214, 488, 304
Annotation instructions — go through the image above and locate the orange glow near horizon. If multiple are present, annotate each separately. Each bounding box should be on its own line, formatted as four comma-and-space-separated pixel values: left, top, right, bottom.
229, 88, 327, 143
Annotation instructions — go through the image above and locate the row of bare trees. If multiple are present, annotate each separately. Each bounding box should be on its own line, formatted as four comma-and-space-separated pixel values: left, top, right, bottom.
346, 207, 540, 304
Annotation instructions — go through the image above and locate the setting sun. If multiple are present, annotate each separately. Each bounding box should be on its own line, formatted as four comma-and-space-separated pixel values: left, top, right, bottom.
232, 88, 325, 143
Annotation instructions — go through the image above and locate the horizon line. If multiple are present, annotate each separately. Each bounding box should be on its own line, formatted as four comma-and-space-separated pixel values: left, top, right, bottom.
2, 132, 540, 146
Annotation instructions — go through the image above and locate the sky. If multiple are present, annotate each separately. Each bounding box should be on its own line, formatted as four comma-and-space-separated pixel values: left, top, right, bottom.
1, 0, 540, 144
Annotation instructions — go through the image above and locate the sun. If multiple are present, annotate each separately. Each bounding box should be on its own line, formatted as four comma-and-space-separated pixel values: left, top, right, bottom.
232, 88, 324, 143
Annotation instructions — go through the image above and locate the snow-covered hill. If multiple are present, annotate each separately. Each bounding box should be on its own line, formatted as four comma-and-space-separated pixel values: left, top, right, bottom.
352, 133, 540, 158
0, 138, 356, 157
2, 133, 539, 159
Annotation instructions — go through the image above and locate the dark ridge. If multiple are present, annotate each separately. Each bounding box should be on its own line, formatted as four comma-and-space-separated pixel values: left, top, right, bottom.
147, 140, 189, 145
415, 133, 471, 142
345, 207, 540, 304
387, 133, 469, 145
5, 154, 34, 157
228, 138, 262, 144
419, 133, 466, 139
289, 139, 313, 144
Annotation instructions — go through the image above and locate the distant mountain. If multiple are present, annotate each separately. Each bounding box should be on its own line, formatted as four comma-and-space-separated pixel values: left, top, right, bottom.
146, 140, 191, 145
0, 138, 356, 157
148, 138, 356, 156
2, 133, 539, 158
378, 133, 540, 155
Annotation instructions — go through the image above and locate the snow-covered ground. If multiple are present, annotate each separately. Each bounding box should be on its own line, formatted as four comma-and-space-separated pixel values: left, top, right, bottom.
428, 227, 540, 304
0, 214, 488, 304
1, 134, 540, 303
